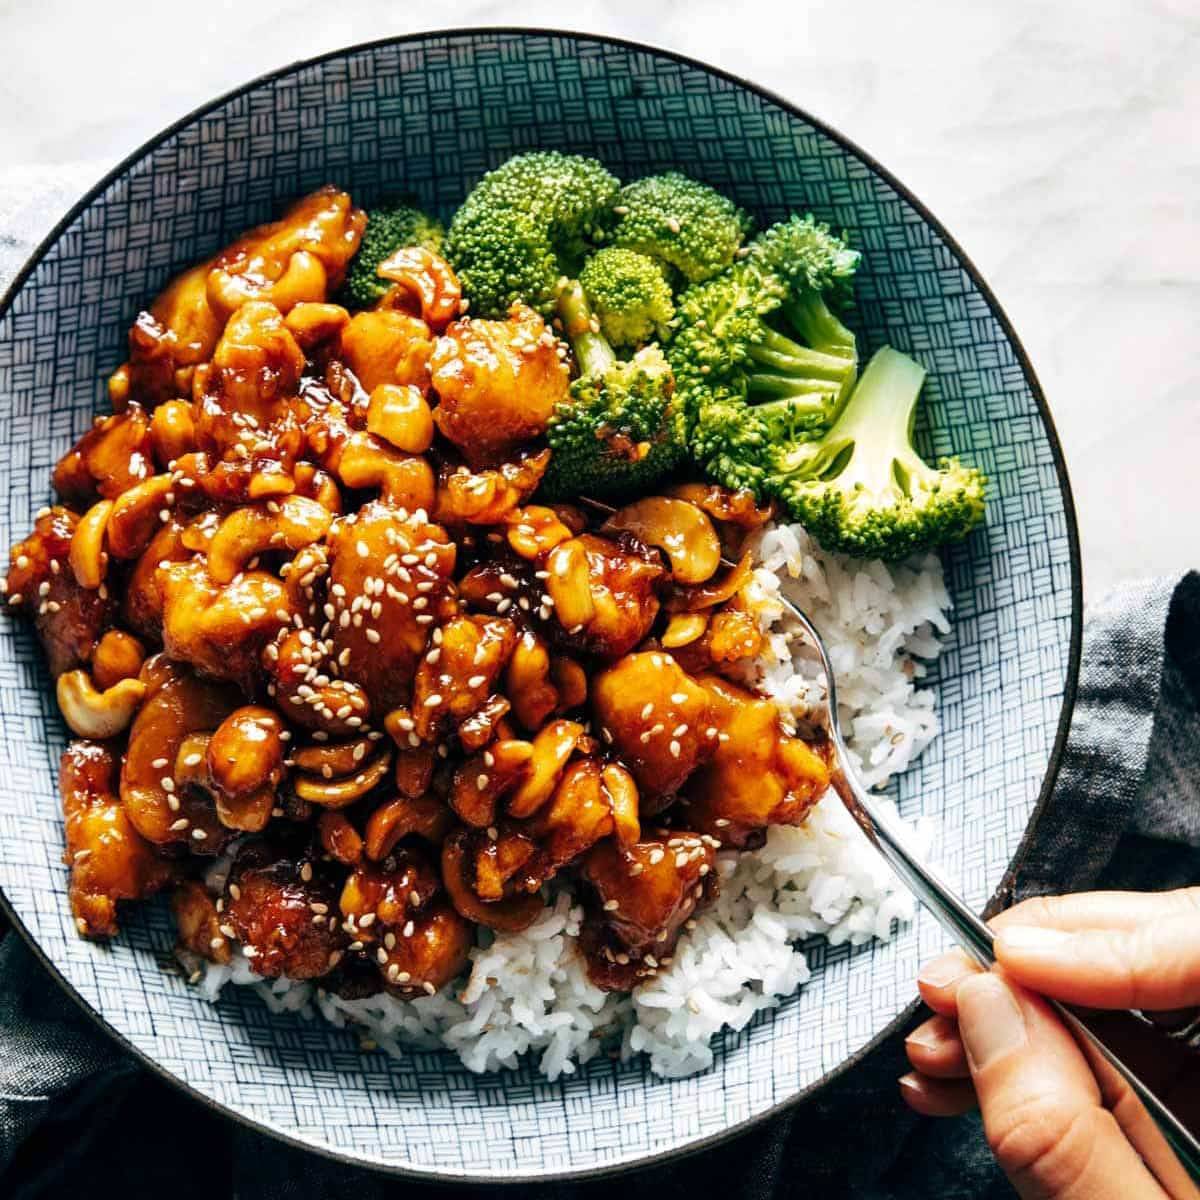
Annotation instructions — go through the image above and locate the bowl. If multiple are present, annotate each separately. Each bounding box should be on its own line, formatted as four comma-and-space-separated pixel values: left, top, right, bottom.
0, 28, 1081, 1182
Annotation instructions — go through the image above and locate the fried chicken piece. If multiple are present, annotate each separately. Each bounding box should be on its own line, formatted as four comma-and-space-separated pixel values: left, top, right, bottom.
195, 300, 306, 457
172, 879, 232, 965
429, 305, 568, 464
159, 558, 296, 691
545, 533, 665, 660
683, 676, 832, 848
579, 833, 718, 991
61, 739, 176, 938
338, 309, 436, 395
327, 500, 456, 715
207, 185, 366, 316
108, 263, 224, 409
224, 840, 346, 979
52, 406, 155, 504
339, 849, 471, 994
5, 507, 114, 676
122, 518, 192, 642
409, 613, 517, 741
591, 650, 716, 804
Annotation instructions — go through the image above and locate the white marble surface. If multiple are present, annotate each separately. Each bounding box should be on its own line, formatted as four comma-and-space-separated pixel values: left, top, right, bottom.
1, 0, 1197, 598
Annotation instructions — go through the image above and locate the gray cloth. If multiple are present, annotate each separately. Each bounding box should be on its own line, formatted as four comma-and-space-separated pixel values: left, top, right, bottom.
2, 185, 1199, 1197
1, 573, 1197, 1199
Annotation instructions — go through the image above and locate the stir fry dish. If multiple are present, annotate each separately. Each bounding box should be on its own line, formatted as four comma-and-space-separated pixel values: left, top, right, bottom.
4, 155, 985, 1005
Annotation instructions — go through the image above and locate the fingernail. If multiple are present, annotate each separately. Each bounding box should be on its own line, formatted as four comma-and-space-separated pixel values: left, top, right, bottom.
898, 1072, 923, 1094
957, 975, 1027, 1071
995, 926, 1072, 954
917, 955, 971, 990
905, 1027, 942, 1052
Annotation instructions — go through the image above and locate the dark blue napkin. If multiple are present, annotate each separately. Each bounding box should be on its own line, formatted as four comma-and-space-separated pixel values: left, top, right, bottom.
3, 573, 1198, 1199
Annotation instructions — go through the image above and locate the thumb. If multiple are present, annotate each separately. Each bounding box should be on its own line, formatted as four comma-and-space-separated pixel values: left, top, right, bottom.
956, 972, 1170, 1200
994, 914, 1200, 1011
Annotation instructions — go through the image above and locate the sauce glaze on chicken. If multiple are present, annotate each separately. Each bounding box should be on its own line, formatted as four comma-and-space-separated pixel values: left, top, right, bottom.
5, 188, 832, 998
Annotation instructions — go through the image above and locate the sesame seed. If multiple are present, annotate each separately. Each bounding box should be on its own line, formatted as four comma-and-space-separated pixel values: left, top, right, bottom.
602, 899, 620, 912
169, 818, 189, 832
151, 757, 169, 769
423, 982, 436, 996
228, 884, 241, 901
376, 947, 389, 965
669, 740, 681, 758
300, 863, 313, 882
424, 694, 443, 707
403, 920, 415, 937
358, 912, 376, 927
365, 629, 381, 644
191, 828, 208, 841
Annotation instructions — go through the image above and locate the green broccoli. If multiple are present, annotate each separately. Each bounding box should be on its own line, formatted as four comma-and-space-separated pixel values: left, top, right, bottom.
609, 172, 752, 284
444, 151, 619, 318
771, 346, 987, 560
669, 213, 862, 491
341, 201, 445, 309
578, 247, 674, 348
541, 281, 684, 500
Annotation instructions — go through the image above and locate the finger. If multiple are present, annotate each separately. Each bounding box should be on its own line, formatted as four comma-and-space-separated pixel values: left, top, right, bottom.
957, 972, 1170, 1200
995, 913, 1200, 1011
992, 889, 1200, 934
916, 948, 982, 1015
905, 1015, 970, 1079
898, 1071, 978, 1118
1073, 1020, 1200, 1199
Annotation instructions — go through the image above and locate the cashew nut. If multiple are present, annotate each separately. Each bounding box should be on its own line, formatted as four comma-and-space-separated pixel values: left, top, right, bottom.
68, 499, 113, 589
56, 670, 146, 739
504, 505, 573, 561
545, 540, 595, 629
661, 613, 709, 649
505, 631, 558, 731
318, 810, 364, 865
602, 497, 721, 585
364, 794, 453, 861
107, 475, 175, 560
601, 763, 640, 849
367, 384, 434, 455
207, 496, 332, 585
376, 246, 462, 331
507, 719, 584, 818
292, 748, 392, 808
292, 737, 376, 777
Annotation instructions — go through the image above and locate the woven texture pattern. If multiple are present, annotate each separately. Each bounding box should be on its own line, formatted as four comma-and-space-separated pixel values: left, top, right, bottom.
0, 31, 1075, 1179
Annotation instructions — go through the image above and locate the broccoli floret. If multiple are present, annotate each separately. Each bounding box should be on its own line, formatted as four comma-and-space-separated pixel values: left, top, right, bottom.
669, 214, 862, 496
444, 151, 619, 318
578, 247, 674, 348
542, 281, 684, 500
772, 347, 986, 559
609, 172, 752, 284
341, 201, 445, 309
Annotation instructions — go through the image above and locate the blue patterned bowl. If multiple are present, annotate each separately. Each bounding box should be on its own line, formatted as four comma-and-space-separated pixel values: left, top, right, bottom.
0, 29, 1080, 1181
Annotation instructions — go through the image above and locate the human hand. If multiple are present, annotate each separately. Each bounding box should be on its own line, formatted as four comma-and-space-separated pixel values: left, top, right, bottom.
901, 888, 1200, 1199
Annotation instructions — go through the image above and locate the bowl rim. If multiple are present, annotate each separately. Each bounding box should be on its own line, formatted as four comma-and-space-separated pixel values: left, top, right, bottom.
0, 25, 1084, 1184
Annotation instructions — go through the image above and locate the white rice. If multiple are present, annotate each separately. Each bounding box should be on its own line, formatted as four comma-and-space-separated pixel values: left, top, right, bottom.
196, 521, 950, 1080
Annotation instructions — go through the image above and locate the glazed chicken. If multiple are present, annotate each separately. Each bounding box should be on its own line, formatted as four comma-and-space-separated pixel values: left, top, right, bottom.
6, 187, 828, 1000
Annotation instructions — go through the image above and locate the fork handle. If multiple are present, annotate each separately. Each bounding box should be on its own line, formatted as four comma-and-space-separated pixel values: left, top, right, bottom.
830, 768, 1200, 1184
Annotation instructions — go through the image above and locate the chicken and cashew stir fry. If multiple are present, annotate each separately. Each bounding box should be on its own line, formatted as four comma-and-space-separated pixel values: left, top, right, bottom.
5, 187, 832, 999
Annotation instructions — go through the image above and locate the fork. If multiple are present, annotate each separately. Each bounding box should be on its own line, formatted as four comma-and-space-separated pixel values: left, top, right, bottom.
775, 575, 1200, 1185
579, 495, 1200, 1182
